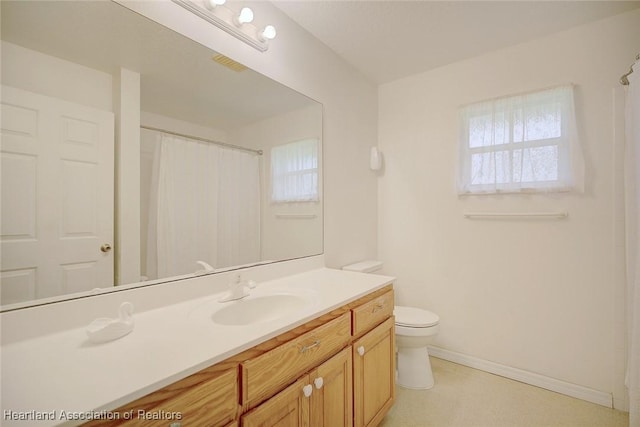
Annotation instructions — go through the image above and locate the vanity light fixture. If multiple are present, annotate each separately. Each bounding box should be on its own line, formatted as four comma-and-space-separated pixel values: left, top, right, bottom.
172, 0, 276, 52
259, 25, 277, 42
235, 7, 254, 25
204, 0, 226, 10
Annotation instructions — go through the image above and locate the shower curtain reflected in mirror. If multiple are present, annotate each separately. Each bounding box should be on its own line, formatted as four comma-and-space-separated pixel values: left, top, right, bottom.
146, 134, 260, 279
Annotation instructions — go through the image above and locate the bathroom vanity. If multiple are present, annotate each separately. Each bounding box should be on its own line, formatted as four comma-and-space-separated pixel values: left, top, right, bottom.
1, 262, 395, 427
87, 285, 394, 427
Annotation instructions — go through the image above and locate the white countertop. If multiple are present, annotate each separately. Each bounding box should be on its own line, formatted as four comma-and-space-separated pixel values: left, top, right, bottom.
1, 267, 393, 426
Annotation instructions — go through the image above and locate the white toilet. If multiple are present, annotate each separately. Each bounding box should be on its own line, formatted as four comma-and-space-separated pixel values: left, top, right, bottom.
343, 260, 440, 390
394, 305, 439, 389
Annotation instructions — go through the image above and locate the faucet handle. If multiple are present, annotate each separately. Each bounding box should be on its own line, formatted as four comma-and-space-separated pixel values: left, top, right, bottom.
219, 275, 249, 302
231, 274, 247, 288
230, 274, 248, 297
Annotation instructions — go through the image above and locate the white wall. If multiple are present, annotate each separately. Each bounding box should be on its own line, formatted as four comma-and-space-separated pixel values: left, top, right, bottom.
116, 0, 379, 270
230, 104, 323, 262
379, 10, 640, 407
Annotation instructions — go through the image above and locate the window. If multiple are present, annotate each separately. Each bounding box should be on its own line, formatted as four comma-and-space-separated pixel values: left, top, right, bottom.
271, 138, 319, 202
458, 85, 583, 194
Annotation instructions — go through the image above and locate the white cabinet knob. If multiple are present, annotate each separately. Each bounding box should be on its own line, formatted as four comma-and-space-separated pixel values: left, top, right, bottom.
302, 384, 313, 397
357, 346, 365, 356
314, 377, 324, 389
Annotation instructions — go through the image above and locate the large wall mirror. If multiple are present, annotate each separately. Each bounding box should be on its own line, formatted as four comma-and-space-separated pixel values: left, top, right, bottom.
0, 1, 323, 310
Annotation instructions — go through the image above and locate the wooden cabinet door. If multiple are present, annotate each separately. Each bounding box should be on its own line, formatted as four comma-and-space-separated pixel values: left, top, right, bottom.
352, 317, 396, 427
242, 376, 310, 427
309, 346, 353, 427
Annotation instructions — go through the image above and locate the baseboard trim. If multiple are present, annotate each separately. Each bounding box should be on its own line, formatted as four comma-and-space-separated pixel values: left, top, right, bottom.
613, 396, 629, 412
428, 346, 613, 408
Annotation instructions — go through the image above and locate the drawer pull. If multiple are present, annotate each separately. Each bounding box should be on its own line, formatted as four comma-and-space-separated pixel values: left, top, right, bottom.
314, 377, 324, 389
300, 340, 321, 353
371, 303, 385, 313
303, 384, 313, 397
357, 346, 365, 356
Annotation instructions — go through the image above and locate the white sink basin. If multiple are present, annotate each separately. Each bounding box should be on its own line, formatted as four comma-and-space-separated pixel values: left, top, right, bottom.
188, 288, 319, 327
212, 293, 310, 326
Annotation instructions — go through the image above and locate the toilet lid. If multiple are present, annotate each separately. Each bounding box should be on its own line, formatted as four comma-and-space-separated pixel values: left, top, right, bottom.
394, 306, 439, 327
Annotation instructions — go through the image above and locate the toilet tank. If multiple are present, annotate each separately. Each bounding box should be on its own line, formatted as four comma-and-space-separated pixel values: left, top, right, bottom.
342, 260, 384, 274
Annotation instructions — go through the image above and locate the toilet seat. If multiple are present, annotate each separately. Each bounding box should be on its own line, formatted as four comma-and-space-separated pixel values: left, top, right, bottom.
394, 306, 439, 328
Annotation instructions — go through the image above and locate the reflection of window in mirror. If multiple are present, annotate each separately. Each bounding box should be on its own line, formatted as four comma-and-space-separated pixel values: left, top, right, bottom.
271, 139, 319, 202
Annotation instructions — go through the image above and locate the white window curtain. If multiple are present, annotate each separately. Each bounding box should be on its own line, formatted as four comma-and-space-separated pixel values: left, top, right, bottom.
146, 134, 260, 279
458, 85, 584, 194
271, 138, 319, 203
625, 60, 640, 427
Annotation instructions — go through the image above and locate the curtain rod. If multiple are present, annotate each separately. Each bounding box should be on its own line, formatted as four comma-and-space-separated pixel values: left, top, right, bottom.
140, 125, 263, 155
463, 212, 568, 219
620, 53, 640, 86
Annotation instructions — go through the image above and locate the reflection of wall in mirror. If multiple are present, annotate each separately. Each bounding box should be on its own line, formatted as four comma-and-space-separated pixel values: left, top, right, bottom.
230, 104, 323, 261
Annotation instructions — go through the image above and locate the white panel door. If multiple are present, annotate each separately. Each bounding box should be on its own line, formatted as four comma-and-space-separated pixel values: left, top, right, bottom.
1, 85, 114, 305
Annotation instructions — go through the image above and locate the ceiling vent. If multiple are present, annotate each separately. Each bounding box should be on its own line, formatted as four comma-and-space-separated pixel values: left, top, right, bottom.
212, 54, 247, 72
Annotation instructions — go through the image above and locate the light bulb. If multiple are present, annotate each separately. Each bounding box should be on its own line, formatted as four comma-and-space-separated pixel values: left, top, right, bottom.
236, 7, 254, 25
204, 0, 226, 10
260, 25, 277, 41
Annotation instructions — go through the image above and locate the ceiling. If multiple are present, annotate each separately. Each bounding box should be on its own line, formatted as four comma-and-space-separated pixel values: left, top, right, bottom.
274, 0, 640, 84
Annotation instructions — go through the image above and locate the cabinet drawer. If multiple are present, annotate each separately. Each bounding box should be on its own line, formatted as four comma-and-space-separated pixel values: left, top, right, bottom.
351, 290, 393, 337
242, 312, 351, 408
120, 368, 238, 427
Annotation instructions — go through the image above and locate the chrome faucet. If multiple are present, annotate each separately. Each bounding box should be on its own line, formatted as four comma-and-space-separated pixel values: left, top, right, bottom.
219, 274, 255, 302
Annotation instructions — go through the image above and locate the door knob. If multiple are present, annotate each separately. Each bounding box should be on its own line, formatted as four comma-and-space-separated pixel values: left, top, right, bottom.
100, 243, 112, 253
357, 346, 365, 356
314, 377, 324, 389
